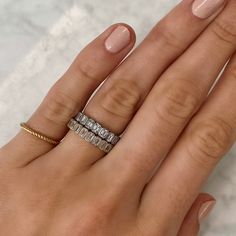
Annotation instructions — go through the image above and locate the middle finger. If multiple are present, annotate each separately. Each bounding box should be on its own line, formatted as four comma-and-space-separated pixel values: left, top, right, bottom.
51, 0, 226, 169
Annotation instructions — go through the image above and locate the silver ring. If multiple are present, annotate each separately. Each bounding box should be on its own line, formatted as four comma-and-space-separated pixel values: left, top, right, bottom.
74, 112, 120, 145
67, 119, 115, 153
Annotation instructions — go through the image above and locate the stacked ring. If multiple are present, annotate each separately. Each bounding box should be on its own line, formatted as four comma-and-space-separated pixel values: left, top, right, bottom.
20, 123, 60, 145
67, 114, 121, 153
75, 112, 120, 145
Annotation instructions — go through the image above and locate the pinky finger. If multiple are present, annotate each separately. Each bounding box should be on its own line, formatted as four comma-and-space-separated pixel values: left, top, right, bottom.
178, 193, 216, 236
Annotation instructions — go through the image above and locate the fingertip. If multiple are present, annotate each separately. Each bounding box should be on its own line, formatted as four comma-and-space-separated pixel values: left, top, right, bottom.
178, 193, 216, 236
104, 23, 136, 54
197, 193, 216, 222
197, 193, 216, 202
117, 22, 137, 44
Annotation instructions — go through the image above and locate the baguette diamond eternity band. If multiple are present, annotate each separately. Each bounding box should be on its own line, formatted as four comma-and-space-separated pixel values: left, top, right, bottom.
67, 117, 120, 153
75, 112, 120, 145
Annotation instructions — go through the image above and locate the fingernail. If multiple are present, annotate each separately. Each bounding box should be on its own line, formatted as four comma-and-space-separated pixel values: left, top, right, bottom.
105, 25, 131, 53
198, 200, 216, 222
192, 0, 225, 19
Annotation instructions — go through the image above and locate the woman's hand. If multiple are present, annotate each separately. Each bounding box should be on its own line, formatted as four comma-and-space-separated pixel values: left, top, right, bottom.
1, 0, 236, 235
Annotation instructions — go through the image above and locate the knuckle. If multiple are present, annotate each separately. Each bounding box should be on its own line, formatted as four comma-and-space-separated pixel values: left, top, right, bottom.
187, 117, 234, 166
43, 88, 78, 125
76, 60, 100, 83
100, 79, 141, 119
79, 198, 116, 234
150, 19, 183, 51
211, 18, 236, 46
156, 82, 200, 127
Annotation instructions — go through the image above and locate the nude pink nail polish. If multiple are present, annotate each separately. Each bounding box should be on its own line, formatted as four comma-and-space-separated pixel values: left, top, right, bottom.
198, 200, 216, 222
105, 25, 131, 53
192, 0, 226, 19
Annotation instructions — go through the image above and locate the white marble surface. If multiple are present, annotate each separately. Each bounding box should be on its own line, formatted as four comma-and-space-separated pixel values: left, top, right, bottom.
0, 0, 236, 235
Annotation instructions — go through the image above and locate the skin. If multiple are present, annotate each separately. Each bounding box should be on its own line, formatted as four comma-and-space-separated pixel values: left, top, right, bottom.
1, 0, 236, 235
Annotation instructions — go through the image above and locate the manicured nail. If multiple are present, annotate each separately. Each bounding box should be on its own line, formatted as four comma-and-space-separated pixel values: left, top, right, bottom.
198, 200, 216, 222
192, 0, 225, 19
105, 25, 131, 53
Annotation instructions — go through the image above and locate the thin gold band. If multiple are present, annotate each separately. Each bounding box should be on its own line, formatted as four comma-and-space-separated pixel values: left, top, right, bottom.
20, 123, 60, 145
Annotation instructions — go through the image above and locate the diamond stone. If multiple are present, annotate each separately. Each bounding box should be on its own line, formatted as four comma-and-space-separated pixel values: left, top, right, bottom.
98, 128, 109, 139
79, 127, 89, 138
91, 123, 101, 134
91, 136, 102, 146
106, 132, 115, 143
104, 143, 113, 153
111, 136, 120, 145
85, 118, 96, 130
74, 113, 83, 122
98, 140, 107, 149
68, 119, 80, 131
85, 131, 95, 143
79, 113, 88, 125
75, 124, 83, 134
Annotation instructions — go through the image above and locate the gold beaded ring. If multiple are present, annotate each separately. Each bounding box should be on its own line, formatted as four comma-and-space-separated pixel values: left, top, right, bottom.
20, 123, 60, 145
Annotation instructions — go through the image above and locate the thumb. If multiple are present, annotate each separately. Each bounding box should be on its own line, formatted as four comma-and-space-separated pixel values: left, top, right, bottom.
177, 193, 216, 236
